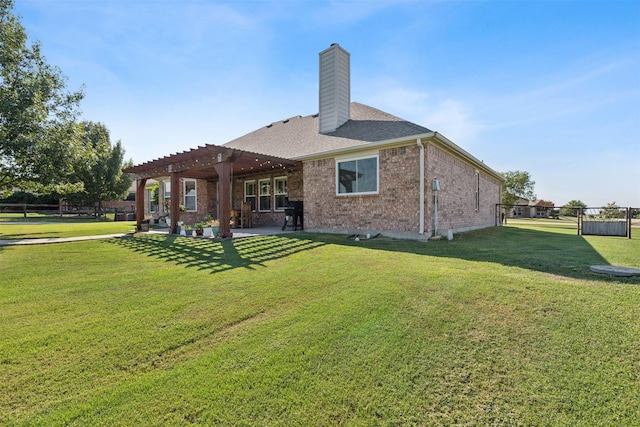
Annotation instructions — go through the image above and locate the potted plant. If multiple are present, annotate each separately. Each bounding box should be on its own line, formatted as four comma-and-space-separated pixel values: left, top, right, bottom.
194, 221, 205, 236
202, 215, 219, 237
140, 215, 152, 232
163, 200, 187, 223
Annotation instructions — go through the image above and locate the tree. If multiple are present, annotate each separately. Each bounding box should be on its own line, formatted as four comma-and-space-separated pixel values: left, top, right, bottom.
67, 121, 132, 212
560, 199, 587, 217
601, 202, 623, 219
0, 0, 84, 195
501, 170, 536, 210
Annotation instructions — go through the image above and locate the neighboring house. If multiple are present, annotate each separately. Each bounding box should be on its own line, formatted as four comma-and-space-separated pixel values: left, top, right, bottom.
124, 44, 504, 239
102, 180, 167, 220
509, 199, 555, 218
100, 181, 137, 213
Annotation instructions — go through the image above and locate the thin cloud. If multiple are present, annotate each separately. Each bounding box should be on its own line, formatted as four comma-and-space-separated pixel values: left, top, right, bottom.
481, 52, 640, 130
358, 78, 482, 147
424, 99, 483, 146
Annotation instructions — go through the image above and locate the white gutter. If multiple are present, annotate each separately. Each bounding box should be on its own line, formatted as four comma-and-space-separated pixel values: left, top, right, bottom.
417, 138, 425, 235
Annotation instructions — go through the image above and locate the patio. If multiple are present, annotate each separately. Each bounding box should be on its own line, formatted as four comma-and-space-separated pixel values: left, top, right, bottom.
148, 226, 297, 240
124, 145, 302, 238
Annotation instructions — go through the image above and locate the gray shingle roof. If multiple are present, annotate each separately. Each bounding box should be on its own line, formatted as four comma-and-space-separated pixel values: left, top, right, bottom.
223, 102, 431, 159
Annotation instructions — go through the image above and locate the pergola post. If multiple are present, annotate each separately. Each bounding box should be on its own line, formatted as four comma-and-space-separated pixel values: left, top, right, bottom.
170, 171, 180, 234
213, 161, 232, 238
135, 178, 147, 231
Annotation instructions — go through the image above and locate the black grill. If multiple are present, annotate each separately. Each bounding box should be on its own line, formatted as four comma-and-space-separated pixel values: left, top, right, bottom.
282, 200, 303, 231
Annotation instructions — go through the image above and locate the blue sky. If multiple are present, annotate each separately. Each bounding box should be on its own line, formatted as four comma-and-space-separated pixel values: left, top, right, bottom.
15, 0, 640, 207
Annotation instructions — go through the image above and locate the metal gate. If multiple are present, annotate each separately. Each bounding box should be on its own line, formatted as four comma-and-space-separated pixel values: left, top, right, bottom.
496, 204, 635, 239
578, 207, 632, 238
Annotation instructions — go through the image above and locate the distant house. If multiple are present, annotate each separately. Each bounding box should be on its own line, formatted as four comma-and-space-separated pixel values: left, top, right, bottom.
100, 182, 137, 213
125, 44, 504, 239
509, 199, 555, 218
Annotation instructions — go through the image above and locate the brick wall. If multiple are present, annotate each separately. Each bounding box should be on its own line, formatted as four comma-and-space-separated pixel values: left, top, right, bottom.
230, 169, 303, 227
165, 142, 501, 236
426, 143, 500, 234
303, 142, 501, 237
304, 145, 421, 233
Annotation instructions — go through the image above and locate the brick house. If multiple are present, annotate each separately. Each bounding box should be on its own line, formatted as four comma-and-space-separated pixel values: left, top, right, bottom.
509, 199, 556, 219
125, 44, 504, 239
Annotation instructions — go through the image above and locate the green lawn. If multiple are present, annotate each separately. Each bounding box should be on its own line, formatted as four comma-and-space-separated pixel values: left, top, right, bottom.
1, 222, 639, 425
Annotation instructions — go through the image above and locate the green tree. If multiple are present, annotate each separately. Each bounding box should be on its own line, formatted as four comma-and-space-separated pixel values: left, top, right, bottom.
601, 202, 623, 219
67, 122, 132, 212
0, 0, 84, 195
560, 199, 587, 217
501, 170, 536, 210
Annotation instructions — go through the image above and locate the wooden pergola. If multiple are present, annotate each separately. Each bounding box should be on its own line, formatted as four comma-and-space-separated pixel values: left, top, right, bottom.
123, 144, 301, 238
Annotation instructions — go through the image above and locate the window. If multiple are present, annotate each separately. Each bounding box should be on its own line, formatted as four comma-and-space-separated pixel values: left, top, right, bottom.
274, 177, 288, 210
337, 155, 378, 195
474, 172, 480, 211
244, 181, 256, 211
259, 179, 271, 211
183, 179, 197, 211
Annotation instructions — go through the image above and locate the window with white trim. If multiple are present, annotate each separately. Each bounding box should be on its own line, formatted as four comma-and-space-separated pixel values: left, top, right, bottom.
337, 155, 378, 195
244, 181, 256, 211
183, 179, 197, 211
259, 179, 271, 211
274, 176, 288, 211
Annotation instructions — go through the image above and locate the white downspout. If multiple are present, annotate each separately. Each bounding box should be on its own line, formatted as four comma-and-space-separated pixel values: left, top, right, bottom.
417, 138, 425, 235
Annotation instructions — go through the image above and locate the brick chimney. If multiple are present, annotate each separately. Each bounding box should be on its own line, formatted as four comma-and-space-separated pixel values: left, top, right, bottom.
319, 43, 350, 134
